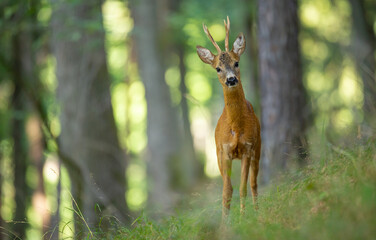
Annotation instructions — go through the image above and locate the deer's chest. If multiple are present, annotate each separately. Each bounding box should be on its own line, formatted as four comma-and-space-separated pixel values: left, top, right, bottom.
216, 124, 257, 159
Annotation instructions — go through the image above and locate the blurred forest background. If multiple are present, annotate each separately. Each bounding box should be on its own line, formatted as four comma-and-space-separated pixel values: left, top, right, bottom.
0, 0, 375, 239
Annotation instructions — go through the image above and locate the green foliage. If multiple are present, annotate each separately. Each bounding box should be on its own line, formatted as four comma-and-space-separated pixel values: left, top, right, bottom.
96, 139, 376, 239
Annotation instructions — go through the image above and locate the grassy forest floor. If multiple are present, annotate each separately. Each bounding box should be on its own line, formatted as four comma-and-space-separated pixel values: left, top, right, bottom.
91, 137, 376, 240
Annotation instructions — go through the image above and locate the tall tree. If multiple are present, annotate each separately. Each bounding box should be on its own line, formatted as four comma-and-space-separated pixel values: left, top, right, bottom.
258, 0, 309, 183
1, 0, 49, 238
171, 0, 203, 185
131, 0, 177, 213
176, 45, 203, 181
11, 31, 31, 239
10, 1, 41, 234
245, 5, 260, 112
50, 0, 129, 232
132, 0, 197, 214
0, 152, 3, 240
348, 0, 376, 125
0, 3, 31, 238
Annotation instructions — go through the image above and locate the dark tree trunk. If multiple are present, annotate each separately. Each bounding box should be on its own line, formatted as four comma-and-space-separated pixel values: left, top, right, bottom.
177, 46, 203, 181
348, 0, 376, 126
244, 2, 260, 111
0, 153, 2, 240
51, 0, 129, 232
170, 0, 203, 184
11, 32, 30, 239
9, 1, 44, 237
258, 0, 309, 183
0, 139, 5, 240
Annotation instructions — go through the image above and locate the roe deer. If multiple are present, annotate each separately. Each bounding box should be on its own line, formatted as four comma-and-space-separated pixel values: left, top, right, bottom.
196, 17, 261, 221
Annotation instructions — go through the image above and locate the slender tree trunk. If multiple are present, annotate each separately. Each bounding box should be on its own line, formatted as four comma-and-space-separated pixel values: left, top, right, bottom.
243, 1, 260, 111
11, 33, 30, 239
51, 0, 129, 232
9, 1, 44, 237
132, 0, 182, 214
258, 0, 309, 183
0, 148, 4, 240
170, 0, 203, 184
348, 0, 376, 126
177, 46, 203, 181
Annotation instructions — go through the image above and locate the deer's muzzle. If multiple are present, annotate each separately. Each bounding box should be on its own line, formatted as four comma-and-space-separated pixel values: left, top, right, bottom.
226, 77, 238, 87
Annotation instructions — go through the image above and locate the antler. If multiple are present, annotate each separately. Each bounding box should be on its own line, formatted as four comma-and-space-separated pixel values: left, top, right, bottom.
224, 16, 230, 52
203, 23, 222, 54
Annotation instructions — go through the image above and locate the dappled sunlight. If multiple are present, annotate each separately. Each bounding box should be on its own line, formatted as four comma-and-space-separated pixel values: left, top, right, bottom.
329, 89, 341, 107
108, 45, 128, 78
102, 0, 133, 42
190, 107, 220, 177
185, 52, 206, 71
43, 156, 59, 184
112, 80, 147, 154
301, 39, 329, 61
190, 107, 211, 152
39, 56, 57, 92
111, 82, 128, 147
208, 24, 226, 42
59, 166, 74, 240
43, 155, 59, 228
334, 108, 354, 130
300, 3, 320, 27
37, 4, 51, 25
50, 116, 61, 137
205, 137, 219, 178
103, 1, 150, 212
307, 70, 330, 92
126, 82, 147, 154
128, 81, 146, 120
126, 164, 147, 211
300, 0, 367, 137
29, 192, 49, 239
165, 65, 182, 105
126, 131, 147, 154
300, 0, 351, 44
165, 67, 181, 89
186, 72, 212, 102
183, 22, 205, 48
339, 60, 363, 107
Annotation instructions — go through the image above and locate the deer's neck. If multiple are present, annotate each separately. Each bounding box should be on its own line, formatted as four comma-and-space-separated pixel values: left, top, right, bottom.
223, 82, 248, 126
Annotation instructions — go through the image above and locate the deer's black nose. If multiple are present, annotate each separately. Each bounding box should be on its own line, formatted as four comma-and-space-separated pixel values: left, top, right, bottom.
226, 77, 238, 86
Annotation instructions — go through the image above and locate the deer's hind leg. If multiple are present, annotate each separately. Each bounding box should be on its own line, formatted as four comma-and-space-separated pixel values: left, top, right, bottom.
250, 144, 260, 208
240, 154, 250, 214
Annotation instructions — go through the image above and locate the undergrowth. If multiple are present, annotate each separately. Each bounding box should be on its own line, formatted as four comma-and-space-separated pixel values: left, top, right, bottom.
94, 139, 376, 239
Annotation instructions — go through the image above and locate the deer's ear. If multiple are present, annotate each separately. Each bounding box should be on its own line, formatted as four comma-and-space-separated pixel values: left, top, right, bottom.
196, 46, 215, 65
232, 33, 246, 57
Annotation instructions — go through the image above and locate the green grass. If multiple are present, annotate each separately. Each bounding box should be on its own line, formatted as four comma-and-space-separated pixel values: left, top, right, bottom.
97, 139, 376, 239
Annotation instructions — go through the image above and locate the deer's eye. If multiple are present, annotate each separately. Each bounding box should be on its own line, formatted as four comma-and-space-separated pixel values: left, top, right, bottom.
234, 62, 239, 68
216, 67, 221, 73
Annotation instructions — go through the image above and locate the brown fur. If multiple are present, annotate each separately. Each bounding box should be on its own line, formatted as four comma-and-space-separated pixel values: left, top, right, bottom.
197, 20, 261, 221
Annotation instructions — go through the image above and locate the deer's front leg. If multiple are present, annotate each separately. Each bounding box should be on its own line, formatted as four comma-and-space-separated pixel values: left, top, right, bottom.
221, 144, 233, 222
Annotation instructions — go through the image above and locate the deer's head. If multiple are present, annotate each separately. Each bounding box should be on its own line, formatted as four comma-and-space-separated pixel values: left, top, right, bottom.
196, 17, 245, 89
